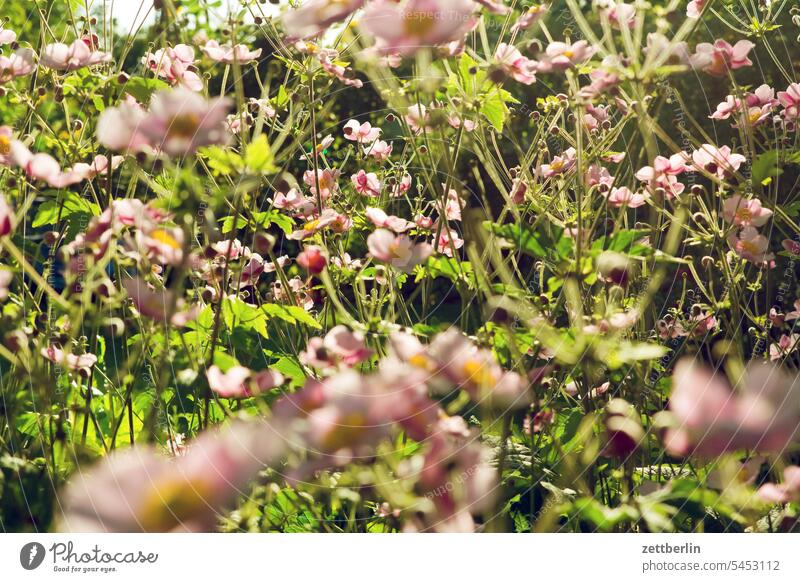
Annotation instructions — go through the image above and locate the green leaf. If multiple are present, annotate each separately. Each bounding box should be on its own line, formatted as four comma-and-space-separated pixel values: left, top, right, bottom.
222, 297, 268, 338
481, 89, 509, 131
32, 192, 100, 229
751, 150, 800, 186
487, 221, 569, 260
271, 356, 307, 385
262, 303, 320, 329
284, 306, 321, 329
598, 341, 668, 369
122, 77, 170, 103
244, 134, 277, 174
200, 146, 244, 176
273, 85, 289, 109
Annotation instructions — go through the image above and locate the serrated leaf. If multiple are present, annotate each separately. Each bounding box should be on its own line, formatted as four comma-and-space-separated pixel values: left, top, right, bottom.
122, 77, 170, 103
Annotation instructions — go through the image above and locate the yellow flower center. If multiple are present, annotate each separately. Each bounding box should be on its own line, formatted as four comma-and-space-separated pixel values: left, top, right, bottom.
139, 478, 214, 532
150, 229, 181, 249
322, 412, 367, 451
550, 159, 564, 172
463, 359, 496, 388
304, 219, 320, 232
409, 353, 430, 369
404, 10, 437, 37
168, 113, 201, 139
0, 135, 10, 156
741, 240, 760, 254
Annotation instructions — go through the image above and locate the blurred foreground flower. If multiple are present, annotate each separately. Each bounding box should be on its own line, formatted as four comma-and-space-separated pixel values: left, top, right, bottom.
657, 359, 800, 457
57, 420, 285, 532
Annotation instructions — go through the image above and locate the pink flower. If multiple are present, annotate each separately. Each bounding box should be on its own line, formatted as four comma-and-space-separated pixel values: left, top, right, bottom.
604, 186, 648, 208
494, 43, 537, 85
419, 328, 531, 408
748, 84, 778, 107
273, 188, 316, 216
0, 25, 17, 45
405, 104, 430, 135
351, 169, 381, 197
602, 2, 636, 29
41, 39, 111, 71
711, 86, 776, 126
206, 365, 284, 398
447, 114, 476, 131
283, 0, 365, 40
297, 245, 328, 274
366, 139, 393, 160
709, 95, 744, 120
511, 4, 548, 33
586, 163, 615, 188
9, 142, 91, 188
318, 53, 363, 88
442, 187, 463, 221
409, 419, 496, 532
686, 0, 705, 18
758, 467, 800, 504
722, 195, 772, 227
303, 168, 341, 199
777, 83, 800, 119
102, 88, 231, 156
367, 229, 433, 272
432, 228, 463, 257
392, 173, 413, 197
288, 208, 342, 240
142, 45, 203, 91
583, 104, 610, 132
537, 147, 577, 177
57, 419, 285, 532
510, 178, 528, 204
691, 144, 746, 178
635, 153, 688, 184
94, 95, 150, 153
659, 359, 800, 457
361, 0, 477, 56
122, 277, 199, 327
300, 326, 372, 370
41, 345, 98, 374
135, 224, 185, 266
690, 39, 755, 77
770, 334, 799, 361
324, 325, 373, 366
343, 119, 381, 143
783, 239, 800, 256
366, 207, 415, 232
0, 194, 14, 237
645, 33, 692, 66
473, 0, 510, 14
728, 226, 774, 263
580, 60, 621, 97
0, 125, 12, 166
415, 214, 434, 229
538, 40, 596, 72
0, 48, 36, 84
200, 40, 262, 64
769, 336, 800, 362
